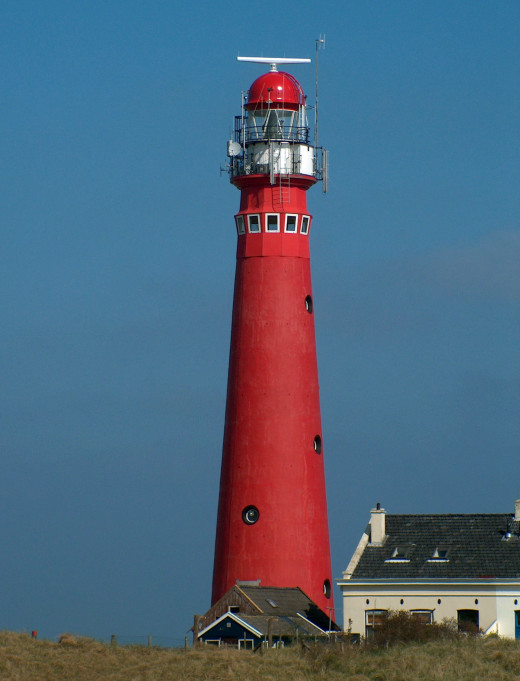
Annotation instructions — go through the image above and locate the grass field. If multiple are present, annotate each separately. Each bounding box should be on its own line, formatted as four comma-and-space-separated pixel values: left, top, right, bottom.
1, 631, 520, 680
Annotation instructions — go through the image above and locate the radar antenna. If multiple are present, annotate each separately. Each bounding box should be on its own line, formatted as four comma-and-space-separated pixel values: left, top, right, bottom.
237, 56, 311, 72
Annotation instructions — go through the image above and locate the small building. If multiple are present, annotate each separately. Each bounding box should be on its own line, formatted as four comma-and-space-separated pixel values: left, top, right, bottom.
338, 502, 520, 639
195, 584, 338, 647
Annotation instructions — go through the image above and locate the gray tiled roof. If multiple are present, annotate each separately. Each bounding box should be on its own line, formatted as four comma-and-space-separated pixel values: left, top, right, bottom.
352, 514, 520, 579
239, 614, 326, 637
238, 586, 336, 630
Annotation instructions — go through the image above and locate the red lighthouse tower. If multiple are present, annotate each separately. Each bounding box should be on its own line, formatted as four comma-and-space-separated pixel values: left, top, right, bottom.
212, 57, 333, 618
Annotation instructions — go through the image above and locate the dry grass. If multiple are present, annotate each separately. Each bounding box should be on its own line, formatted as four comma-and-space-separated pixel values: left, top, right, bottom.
1, 631, 520, 680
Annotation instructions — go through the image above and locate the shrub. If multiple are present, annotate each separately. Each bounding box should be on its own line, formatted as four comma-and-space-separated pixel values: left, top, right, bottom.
371, 610, 460, 646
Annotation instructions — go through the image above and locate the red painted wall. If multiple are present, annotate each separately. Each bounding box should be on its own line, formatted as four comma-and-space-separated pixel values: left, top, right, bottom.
212, 175, 334, 618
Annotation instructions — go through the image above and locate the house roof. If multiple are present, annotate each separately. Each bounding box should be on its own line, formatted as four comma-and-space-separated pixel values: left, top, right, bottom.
350, 513, 520, 580
200, 584, 339, 633
240, 614, 326, 637
198, 611, 327, 640
236, 585, 336, 630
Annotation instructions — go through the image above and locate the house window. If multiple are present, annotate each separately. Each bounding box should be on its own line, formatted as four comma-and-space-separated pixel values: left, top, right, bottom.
238, 639, 254, 650
266, 214, 280, 232
235, 215, 245, 235
285, 214, 298, 233
301, 215, 310, 234
365, 610, 387, 638
229, 605, 240, 613
457, 609, 479, 633
410, 610, 433, 624
248, 214, 261, 233
385, 545, 412, 562
428, 545, 450, 561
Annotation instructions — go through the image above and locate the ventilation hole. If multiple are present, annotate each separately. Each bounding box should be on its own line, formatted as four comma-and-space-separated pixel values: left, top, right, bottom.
366, 599, 370, 605
475, 598, 479, 605
305, 295, 313, 314
515, 599, 518, 605
242, 506, 259, 525
313, 435, 322, 454
400, 599, 404, 605
437, 599, 442, 605
323, 579, 331, 599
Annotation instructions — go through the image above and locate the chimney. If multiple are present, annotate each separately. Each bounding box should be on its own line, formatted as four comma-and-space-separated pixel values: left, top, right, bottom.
370, 503, 386, 545
515, 499, 520, 522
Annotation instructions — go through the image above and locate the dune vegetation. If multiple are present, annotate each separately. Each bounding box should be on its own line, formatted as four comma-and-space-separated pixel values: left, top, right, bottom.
2, 629, 520, 681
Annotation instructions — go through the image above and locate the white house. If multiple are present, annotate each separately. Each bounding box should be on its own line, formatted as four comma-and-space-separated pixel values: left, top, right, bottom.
338, 501, 520, 639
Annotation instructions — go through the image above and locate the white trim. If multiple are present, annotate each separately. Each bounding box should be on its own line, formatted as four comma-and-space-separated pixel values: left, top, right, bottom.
265, 213, 280, 233
284, 214, 298, 233
235, 215, 245, 235
247, 214, 261, 233
295, 612, 327, 634
343, 532, 369, 580
198, 611, 263, 639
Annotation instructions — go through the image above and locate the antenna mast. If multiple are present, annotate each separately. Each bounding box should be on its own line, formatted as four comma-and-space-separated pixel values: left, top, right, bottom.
314, 35, 325, 154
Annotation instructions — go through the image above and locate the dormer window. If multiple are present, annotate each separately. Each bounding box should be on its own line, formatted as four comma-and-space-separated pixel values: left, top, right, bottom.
428, 545, 450, 562
385, 545, 412, 563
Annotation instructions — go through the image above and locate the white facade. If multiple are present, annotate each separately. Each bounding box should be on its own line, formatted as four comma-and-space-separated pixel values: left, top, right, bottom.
338, 577, 520, 638
338, 504, 520, 639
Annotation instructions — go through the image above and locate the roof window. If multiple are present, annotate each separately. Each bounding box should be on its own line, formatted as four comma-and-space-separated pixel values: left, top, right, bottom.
265, 598, 278, 608
385, 545, 412, 563
427, 545, 450, 562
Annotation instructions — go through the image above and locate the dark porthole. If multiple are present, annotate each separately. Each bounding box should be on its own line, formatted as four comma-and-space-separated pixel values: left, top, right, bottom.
437, 599, 442, 605
400, 599, 404, 605
314, 435, 322, 454
242, 506, 259, 525
305, 295, 313, 314
323, 579, 331, 599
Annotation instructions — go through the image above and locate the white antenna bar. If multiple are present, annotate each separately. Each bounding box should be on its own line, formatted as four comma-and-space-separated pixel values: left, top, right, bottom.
237, 56, 310, 71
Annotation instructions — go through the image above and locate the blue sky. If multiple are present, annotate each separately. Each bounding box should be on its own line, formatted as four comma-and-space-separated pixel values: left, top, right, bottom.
1, 1, 519, 642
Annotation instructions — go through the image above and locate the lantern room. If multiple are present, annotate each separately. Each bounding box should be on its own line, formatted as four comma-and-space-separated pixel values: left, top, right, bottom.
243, 71, 309, 145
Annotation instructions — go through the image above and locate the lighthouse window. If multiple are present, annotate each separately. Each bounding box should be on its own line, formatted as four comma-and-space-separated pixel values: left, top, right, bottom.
266, 214, 280, 232
285, 214, 298, 233
248, 214, 261, 233
314, 435, 322, 454
301, 216, 310, 234
305, 295, 313, 313
235, 215, 245, 235
323, 579, 331, 599
242, 506, 260, 525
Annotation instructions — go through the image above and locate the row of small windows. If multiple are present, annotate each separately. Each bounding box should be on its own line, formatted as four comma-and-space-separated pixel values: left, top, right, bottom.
385, 544, 450, 563
365, 609, 482, 636
235, 213, 310, 236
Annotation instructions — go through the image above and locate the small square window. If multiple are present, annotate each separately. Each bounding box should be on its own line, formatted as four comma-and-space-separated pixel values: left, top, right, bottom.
236, 215, 245, 235
410, 610, 433, 624
266, 214, 280, 232
301, 215, 310, 234
285, 214, 298, 233
248, 214, 261, 233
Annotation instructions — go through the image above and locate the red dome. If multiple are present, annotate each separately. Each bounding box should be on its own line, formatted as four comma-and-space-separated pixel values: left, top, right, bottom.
245, 71, 305, 111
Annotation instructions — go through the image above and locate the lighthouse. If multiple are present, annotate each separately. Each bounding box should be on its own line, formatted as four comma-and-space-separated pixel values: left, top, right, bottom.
212, 57, 334, 618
